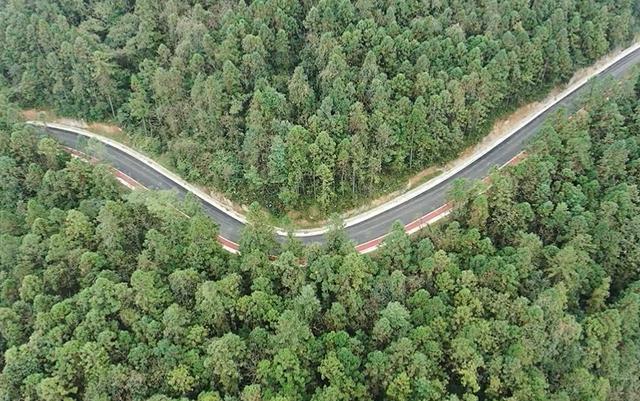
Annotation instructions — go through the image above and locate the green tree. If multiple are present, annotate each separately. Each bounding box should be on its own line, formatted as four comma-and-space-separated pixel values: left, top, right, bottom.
205, 333, 247, 395
92, 51, 120, 118
240, 203, 277, 255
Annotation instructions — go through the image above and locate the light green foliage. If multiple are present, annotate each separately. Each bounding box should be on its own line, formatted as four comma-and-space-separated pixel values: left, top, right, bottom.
0, 0, 636, 215
3, 79, 640, 401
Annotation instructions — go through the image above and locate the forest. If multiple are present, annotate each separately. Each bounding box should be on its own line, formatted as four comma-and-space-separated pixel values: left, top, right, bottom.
2, 71, 640, 400
1, 0, 638, 215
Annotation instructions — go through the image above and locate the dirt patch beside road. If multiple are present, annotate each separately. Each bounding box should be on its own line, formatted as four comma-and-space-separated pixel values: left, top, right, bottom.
20, 43, 637, 229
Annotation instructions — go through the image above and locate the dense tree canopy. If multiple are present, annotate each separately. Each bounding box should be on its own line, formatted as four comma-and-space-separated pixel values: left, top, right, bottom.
1, 0, 638, 214
2, 74, 640, 400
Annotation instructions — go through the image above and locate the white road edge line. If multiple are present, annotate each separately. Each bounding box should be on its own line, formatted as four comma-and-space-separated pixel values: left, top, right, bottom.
26, 41, 640, 239
27, 120, 249, 224
67, 146, 242, 254
336, 41, 640, 235
359, 151, 525, 253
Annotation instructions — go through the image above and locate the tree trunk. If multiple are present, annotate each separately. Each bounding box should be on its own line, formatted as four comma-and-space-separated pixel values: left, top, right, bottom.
409, 146, 414, 169
108, 94, 115, 119
352, 168, 356, 194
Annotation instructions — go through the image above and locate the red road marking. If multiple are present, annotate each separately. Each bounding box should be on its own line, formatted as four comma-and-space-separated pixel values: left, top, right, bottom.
405, 203, 453, 231
62, 146, 242, 253
503, 151, 527, 167
61, 145, 528, 255
113, 170, 143, 188
355, 236, 384, 253
217, 235, 240, 251
357, 151, 529, 253
356, 202, 453, 253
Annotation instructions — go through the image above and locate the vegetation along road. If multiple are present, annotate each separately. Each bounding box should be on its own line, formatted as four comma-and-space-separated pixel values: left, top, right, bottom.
34, 44, 640, 252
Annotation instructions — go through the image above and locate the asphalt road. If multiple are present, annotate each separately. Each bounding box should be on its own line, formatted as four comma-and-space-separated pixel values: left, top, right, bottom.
40, 46, 640, 246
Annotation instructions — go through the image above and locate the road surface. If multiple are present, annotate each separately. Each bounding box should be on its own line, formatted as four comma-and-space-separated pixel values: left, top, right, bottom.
36, 45, 640, 250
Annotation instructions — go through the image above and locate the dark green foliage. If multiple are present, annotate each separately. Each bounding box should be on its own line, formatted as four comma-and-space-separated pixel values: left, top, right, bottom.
1, 0, 638, 215
2, 81, 640, 400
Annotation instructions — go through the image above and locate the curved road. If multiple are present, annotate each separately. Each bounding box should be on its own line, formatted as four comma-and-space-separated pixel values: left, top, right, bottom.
37, 45, 640, 249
